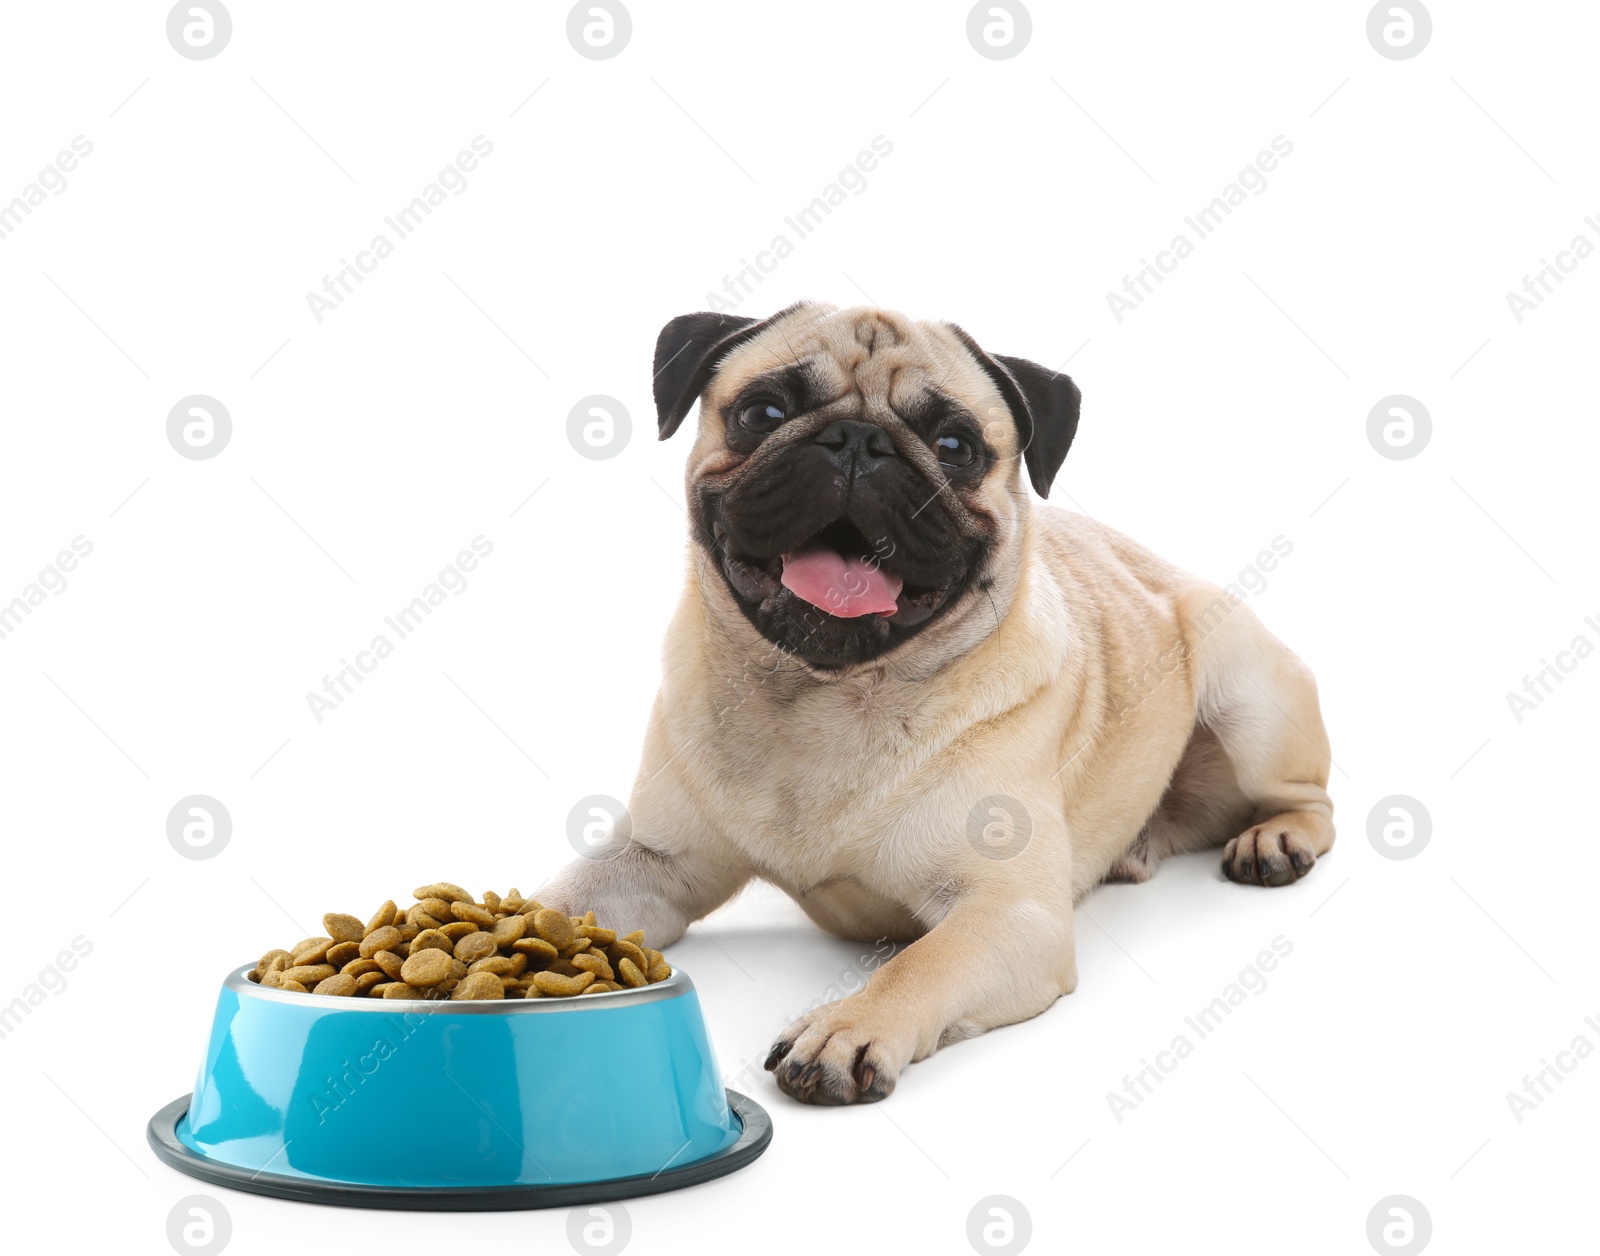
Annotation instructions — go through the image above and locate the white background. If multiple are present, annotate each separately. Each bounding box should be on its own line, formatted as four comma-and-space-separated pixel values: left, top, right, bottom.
2, 2, 1596, 1254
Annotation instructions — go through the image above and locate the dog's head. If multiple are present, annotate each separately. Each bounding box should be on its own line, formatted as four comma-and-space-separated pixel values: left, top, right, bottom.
654, 302, 1081, 671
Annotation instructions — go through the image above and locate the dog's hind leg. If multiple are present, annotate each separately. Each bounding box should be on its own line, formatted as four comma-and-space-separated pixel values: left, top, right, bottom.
1101, 723, 1255, 885
1181, 590, 1335, 887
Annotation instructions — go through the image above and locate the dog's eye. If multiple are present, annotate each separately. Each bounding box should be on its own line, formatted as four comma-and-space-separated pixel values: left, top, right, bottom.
737, 399, 787, 434
935, 433, 976, 468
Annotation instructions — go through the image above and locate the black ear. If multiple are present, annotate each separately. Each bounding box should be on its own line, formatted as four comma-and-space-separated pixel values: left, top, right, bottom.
994, 354, 1082, 499
654, 303, 817, 439
652, 312, 758, 439
947, 326, 1082, 498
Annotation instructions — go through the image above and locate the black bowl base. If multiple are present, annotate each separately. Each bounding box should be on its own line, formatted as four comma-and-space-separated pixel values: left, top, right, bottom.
145, 1090, 772, 1211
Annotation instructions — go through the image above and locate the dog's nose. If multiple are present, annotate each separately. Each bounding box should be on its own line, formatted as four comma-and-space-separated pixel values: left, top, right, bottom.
814, 420, 898, 472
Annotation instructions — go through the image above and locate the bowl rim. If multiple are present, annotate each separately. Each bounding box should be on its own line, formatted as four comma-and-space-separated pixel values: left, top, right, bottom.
228, 963, 692, 1013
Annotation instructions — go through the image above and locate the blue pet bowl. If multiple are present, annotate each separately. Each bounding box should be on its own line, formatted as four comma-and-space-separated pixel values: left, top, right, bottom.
147, 964, 770, 1209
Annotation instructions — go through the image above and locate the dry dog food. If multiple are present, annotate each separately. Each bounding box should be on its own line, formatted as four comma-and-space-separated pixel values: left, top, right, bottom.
247, 883, 672, 1000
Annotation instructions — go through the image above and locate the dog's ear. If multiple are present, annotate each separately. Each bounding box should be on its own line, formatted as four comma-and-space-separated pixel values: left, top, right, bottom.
653, 312, 757, 439
993, 354, 1082, 499
653, 304, 808, 439
947, 326, 1082, 498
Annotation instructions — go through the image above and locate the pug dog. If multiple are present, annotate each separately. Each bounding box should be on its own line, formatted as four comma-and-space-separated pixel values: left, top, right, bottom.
538, 301, 1334, 1105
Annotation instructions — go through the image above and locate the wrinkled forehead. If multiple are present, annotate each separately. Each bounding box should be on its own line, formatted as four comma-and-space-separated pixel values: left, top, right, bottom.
709, 305, 1021, 457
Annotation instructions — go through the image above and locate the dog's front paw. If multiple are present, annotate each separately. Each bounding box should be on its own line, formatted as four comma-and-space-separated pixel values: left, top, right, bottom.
1223, 822, 1319, 886
764, 1003, 906, 1105
531, 849, 693, 948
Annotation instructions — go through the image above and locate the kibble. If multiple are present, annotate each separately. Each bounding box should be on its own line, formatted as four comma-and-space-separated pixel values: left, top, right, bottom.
282, 964, 336, 986
414, 882, 471, 904
491, 915, 526, 946
248, 886, 672, 1000
325, 941, 361, 967
323, 913, 366, 945
532, 970, 595, 997
454, 932, 498, 964
611, 940, 647, 973
292, 940, 331, 965
617, 957, 647, 988
359, 926, 401, 959
532, 908, 575, 949
451, 972, 504, 1000
450, 902, 496, 927
401, 948, 455, 988
512, 937, 558, 961
572, 952, 614, 981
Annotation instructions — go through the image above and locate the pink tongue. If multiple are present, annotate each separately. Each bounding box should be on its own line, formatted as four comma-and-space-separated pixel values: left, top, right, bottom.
780, 544, 903, 618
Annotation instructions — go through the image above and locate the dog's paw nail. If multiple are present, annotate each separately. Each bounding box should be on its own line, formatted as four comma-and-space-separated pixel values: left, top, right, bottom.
852, 1044, 875, 1093
764, 1041, 791, 1071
